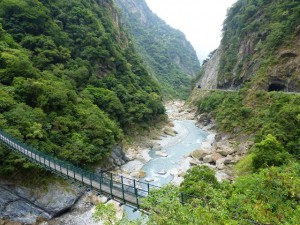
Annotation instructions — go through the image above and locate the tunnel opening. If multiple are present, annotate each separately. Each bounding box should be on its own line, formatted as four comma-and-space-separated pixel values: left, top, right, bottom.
268, 83, 285, 92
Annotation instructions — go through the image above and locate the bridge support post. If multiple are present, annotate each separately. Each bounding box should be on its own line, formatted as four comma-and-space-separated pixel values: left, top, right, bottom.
73, 166, 76, 181
60, 162, 62, 175
99, 176, 102, 194
90, 173, 92, 189
181, 192, 185, 205
110, 180, 113, 198
121, 176, 125, 204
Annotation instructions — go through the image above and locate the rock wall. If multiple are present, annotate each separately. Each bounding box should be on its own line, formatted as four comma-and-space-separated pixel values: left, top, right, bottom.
0, 180, 83, 224
197, 48, 221, 90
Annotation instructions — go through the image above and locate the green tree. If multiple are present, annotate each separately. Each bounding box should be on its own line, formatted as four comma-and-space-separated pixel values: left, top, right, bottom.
252, 134, 290, 170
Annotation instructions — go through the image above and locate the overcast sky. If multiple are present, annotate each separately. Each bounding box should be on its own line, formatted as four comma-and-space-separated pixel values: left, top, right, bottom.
145, 0, 237, 62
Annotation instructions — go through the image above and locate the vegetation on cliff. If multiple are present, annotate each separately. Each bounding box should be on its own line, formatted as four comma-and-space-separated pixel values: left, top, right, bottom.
218, 0, 300, 89
115, 0, 200, 99
143, 164, 300, 224
139, 0, 300, 224
0, 0, 165, 176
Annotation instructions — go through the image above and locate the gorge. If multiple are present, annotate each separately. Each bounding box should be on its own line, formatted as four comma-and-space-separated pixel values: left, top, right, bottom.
1, 0, 300, 224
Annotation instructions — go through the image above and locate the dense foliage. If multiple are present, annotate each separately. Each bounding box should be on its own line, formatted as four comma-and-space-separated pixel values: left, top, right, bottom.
0, 0, 165, 175
218, 0, 300, 88
139, 0, 300, 224
115, 0, 200, 99
140, 164, 300, 224
197, 90, 300, 159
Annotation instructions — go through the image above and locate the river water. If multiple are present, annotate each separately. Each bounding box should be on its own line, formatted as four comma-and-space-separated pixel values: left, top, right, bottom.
141, 120, 208, 186
125, 119, 209, 219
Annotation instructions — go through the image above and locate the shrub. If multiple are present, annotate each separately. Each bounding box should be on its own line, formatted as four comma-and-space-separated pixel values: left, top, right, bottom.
252, 134, 290, 170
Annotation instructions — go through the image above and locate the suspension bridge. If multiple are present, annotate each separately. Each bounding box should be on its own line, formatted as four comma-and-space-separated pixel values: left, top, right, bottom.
0, 129, 163, 210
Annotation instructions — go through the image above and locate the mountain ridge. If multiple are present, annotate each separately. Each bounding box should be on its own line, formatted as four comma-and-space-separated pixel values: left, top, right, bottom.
115, 0, 200, 99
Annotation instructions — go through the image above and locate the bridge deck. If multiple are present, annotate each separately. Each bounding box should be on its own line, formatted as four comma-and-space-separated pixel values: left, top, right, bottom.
0, 130, 158, 208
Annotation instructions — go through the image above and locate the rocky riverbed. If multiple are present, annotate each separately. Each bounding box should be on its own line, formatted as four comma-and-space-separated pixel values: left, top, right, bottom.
0, 100, 252, 225
116, 100, 250, 185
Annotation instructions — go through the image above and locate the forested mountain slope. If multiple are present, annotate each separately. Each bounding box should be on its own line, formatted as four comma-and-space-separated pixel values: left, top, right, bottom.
216, 0, 300, 90
0, 0, 165, 175
147, 1, 300, 223
115, 0, 200, 99
194, 0, 300, 149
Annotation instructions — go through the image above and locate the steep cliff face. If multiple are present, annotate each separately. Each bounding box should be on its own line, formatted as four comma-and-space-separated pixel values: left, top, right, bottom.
197, 48, 222, 90
199, 0, 300, 92
115, 0, 200, 99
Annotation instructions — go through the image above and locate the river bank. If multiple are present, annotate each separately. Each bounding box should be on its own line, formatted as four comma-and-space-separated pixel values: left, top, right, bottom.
0, 100, 249, 225
117, 100, 243, 185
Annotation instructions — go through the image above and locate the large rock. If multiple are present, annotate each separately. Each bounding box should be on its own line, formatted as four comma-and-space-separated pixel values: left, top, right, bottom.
152, 143, 162, 151
215, 142, 236, 156
190, 146, 211, 160
198, 113, 211, 126
216, 158, 226, 170
189, 158, 201, 166
130, 170, 146, 178
203, 155, 213, 163
145, 178, 154, 182
121, 160, 144, 174
224, 155, 233, 165
191, 149, 204, 160
157, 169, 167, 175
109, 144, 129, 167
0, 180, 83, 224
156, 151, 168, 157
212, 152, 223, 163
206, 133, 216, 144
201, 142, 212, 150
163, 127, 177, 137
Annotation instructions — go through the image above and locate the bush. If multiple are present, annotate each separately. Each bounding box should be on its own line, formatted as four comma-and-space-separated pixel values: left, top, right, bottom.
252, 134, 290, 170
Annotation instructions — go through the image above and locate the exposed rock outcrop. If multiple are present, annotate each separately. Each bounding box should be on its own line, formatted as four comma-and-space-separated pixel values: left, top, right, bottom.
197, 48, 221, 90
108, 145, 130, 168
0, 180, 83, 224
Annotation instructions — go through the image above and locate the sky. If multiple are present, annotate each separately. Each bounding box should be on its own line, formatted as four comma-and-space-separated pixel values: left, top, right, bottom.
145, 0, 237, 62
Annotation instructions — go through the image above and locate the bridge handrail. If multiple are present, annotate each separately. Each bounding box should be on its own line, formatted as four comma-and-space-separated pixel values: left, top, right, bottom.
0, 129, 159, 203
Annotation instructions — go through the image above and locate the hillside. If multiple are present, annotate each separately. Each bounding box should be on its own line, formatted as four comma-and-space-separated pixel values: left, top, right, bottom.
115, 0, 200, 99
210, 0, 300, 91
140, 1, 300, 224
194, 0, 300, 146
0, 0, 165, 175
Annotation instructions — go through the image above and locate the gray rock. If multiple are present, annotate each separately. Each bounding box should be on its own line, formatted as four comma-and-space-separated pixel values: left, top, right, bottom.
203, 155, 213, 163
109, 144, 129, 167
198, 113, 211, 126
212, 152, 222, 163
4, 200, 50, 224
145, 178, 154, 182
152, 144, 162, 151
157, 169, 167, 175
189, 158, 201, 165
224, 155, 233, 165
0, 180, 83, 224
216, 158, 226, 170
114, 158, 122, 166
216, 142, 236, 156
191, 148, 210, 160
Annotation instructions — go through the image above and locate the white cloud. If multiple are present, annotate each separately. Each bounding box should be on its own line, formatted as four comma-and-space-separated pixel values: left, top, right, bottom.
145, 0, 237, 61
